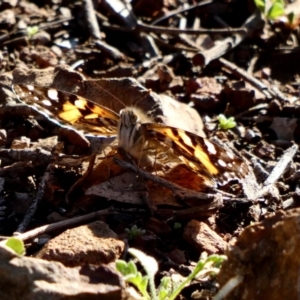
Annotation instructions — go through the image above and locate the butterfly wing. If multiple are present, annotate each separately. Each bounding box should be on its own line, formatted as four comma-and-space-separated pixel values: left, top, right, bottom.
13, 84, 119, 136
144, 123, 249, 185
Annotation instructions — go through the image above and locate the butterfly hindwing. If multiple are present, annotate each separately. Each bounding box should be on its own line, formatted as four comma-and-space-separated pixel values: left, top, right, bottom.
144, 123, 249, 185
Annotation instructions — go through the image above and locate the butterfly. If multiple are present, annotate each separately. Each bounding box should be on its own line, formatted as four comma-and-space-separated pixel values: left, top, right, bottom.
12, 78, 250, 189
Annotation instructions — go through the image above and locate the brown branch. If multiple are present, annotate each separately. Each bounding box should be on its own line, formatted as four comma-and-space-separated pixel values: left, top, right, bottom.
13, 209, 112, 241
151, 0, 214, 25
192, 10, 264, 66
137, 22, 246, 35
219, 57, 273, 99
220, 58, 290, 102
83, 0, 102, 40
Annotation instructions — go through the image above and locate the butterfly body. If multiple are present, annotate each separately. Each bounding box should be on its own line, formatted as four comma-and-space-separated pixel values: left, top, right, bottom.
12, 82, 250, 188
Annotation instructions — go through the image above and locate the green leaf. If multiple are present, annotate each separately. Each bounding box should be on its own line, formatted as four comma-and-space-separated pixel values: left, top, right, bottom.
139, 276, 149, 294
125, 225, 146, 240
116, 260, 138, 276
5, 237, 25, 255
158, 277, 172, 300
287, 12, 296, 25
128, 248, 158, 300
217, 114, 236, 130
267, 2, 285, 19
206, 254, 227, 268
26, 26, 39, 37
117, 258, 151, 299
254, 0, 266, 13
173, 222, 182, 230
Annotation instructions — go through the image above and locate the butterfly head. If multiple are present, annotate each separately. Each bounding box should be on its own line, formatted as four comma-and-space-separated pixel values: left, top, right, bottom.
119, 108, 139, 128
117, 107, 156, 167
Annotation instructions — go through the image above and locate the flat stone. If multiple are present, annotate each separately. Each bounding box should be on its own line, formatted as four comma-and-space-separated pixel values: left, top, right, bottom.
36, 221, 125, 267
183, 220, 227, 254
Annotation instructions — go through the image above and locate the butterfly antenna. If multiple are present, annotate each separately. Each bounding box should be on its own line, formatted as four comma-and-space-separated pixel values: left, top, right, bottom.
88, 79, 127, 108
134, 88, 152, 107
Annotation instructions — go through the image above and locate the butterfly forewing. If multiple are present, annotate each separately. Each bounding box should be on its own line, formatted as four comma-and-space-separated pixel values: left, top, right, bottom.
13, 84, 119, 136
144, 123, 249, 185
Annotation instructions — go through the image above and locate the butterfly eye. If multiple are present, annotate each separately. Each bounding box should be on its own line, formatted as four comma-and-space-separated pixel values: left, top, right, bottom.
130, 112, 138, 124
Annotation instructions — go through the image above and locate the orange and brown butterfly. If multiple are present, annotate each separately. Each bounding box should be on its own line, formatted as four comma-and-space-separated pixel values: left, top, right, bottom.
12, 81, 250, 188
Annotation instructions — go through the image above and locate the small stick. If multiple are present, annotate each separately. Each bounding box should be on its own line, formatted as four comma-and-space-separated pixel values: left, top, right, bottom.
136, 22, 246, 35
14, 145, 63, 233
219, 57, 273, 99
0, 148, 89, 169
192, 11, 264, 66
94, 40, 125, 61
263, 144, 298, 186
13, 209, 112, 241
0, 148, 51, 164
14, 165, 54, 233
253, 144, 299, 200
83, 0, 101, 40
151, 0, 213, 25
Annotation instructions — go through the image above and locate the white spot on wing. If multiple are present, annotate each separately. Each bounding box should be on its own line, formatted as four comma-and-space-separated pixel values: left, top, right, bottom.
204, 140, 216, 154
227, 151, 234, 160
42, 99, 52, 106
179, 131, 192, 146
218, 159, 227, 167
47, 89, 59, 101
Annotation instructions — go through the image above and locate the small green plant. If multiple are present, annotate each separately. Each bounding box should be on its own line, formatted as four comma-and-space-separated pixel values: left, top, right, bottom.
173, 222, 182, 230
3, 237, 25, 255
254, 0, 285, 20
26, 26, 39, 38
125, 225, 146, 240
116, 248, 226, 300
217, 114, 236, 130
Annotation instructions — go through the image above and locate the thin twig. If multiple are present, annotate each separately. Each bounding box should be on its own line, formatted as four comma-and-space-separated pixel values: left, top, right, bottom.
253, 144, 299, 200
151, 0, 213, 25
15, 165, 54, 233
219, 57, 273, 99
83, 0, 102, 40
263, 144, 298, 186
94, 40, 125, 61
14, 145, 63, 233
137, 22, 246, 35
192, 10, 264, 66
0, 17, 73, 43
101, 21, 246, 35
13, 209, 112, 241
